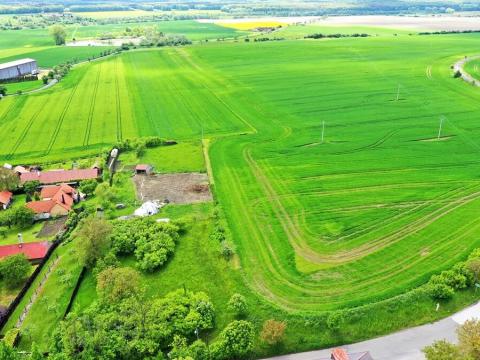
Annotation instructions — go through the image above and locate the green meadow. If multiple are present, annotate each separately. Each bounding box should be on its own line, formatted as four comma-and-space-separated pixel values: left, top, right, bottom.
4, 27, 480, 353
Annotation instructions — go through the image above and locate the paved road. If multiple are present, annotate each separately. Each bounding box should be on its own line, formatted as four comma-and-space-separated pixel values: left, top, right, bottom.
263, 302, 480, 360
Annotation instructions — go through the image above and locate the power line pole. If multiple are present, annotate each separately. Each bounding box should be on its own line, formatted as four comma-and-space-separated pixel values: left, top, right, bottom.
437, 116, 444, 140
321, 121, 325, 144
396, 84, 400, 101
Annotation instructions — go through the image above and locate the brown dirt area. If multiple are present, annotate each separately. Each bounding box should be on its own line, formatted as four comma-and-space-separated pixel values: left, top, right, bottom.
36, 218, 67, 238
133, 173, 212, 204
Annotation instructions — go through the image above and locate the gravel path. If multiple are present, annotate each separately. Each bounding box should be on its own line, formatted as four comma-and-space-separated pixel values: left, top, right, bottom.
453, 56, 480, 87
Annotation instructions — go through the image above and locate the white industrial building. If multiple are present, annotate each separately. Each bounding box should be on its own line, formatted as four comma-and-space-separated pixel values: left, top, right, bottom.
0, 58, 38, 81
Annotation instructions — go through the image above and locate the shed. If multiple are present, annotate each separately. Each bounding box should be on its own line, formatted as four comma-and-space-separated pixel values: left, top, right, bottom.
135, 164, 153, 175
0, 58, 38, 81
0, 191, 13, 210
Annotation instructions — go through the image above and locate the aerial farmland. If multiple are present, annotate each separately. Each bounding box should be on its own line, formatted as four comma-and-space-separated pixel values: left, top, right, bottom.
1, 1, 480, 360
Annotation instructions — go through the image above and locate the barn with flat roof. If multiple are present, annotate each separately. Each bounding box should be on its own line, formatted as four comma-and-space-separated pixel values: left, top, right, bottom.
0, 58, 38, 81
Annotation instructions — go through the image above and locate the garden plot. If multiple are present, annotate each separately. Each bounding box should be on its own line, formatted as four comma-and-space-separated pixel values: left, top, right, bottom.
133, 173, 212, 204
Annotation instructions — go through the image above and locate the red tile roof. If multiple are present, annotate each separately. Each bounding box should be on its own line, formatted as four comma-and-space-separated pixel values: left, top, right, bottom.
26, 199, 70, 214
135, 164, 151, 171
0, 241, 51, 261
20, 169, 99, 185
0, 191, 12, 205
332, 349, 350, 360
40, 184, 75, 199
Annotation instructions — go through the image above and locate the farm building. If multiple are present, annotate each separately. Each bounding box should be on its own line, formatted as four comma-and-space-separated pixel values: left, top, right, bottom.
135, 164, 153, 175
20, 168, 99, 185
0, 241, 51, 263
0, 58, 38, 81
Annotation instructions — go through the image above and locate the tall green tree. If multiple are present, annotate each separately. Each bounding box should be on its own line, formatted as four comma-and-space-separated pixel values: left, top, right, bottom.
0, 168, 19, 191
50, 25, 67, 45
77, 217, 112, 269
0, 254, 30, 288
211, 320, 255, 359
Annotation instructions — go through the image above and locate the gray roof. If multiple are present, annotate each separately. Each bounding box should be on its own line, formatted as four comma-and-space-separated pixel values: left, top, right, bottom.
0, 58, 36, 71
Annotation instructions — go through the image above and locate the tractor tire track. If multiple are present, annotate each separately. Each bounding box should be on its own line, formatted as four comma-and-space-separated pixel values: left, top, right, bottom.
83, 65, 101, 147
45, 82, 80, 155
114, 58, 122, 141
7, 104, 45, 159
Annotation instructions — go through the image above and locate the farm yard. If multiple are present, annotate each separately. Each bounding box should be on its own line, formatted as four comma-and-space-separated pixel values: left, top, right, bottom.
4, 11, 480, 359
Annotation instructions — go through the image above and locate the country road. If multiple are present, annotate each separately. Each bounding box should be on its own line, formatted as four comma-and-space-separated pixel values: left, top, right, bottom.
453, 55, 480, 87
262, 301, 480, 360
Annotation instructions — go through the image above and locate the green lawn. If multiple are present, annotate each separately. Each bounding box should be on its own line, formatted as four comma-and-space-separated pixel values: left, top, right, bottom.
0, 222, 44, 246
121, 141, 205, 173
4, 79, 44, 95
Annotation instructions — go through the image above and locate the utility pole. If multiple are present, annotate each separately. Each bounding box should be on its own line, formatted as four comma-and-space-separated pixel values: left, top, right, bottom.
437, 116, 444, 140
321, 121, 325, 144
396, 84, 400, 101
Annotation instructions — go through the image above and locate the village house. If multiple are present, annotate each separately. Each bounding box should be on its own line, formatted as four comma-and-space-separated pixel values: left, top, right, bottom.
0, 191, 13, 210
0, 241, 51, 264
26, 184, 78, 220
20, 168, 99, 185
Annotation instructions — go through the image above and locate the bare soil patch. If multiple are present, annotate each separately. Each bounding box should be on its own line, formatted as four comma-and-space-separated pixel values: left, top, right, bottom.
36, 218, 67, 238
133, 173, 212, 204
314, 15, 480, 31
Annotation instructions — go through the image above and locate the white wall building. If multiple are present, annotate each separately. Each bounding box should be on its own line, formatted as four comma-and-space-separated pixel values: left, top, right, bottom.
0, 58, 38, 81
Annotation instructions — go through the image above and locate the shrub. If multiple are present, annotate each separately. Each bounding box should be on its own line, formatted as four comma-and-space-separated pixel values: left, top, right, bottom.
0, 226, 7, 238
454, 70, 462, 78
423, 339, 460, 359
79, 179, 98, 196
260, 319, 287, 345
212, 321, 255, 360
327, 311, 344, 331
228, 293, 248, 317
110, 218, 179, 272
221, 241, 234, 260
428, 282, 454, 300
0, 254, 30, 288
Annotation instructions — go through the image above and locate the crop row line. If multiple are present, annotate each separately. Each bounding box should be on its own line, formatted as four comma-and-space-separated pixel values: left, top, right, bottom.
44, 82, 80, 156
83, 65, 102, 147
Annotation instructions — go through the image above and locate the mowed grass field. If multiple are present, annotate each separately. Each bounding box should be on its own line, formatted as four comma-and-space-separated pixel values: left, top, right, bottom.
3, 33, 480, 314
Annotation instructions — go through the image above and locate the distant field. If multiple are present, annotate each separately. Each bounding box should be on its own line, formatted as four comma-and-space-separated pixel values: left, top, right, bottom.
3, 32, 480, 316
217, 20, 286, 30
70, 10, 154, 19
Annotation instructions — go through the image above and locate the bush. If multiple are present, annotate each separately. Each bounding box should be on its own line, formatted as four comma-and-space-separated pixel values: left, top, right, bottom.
79, 179, 98, 196
0, 254, 30, 288
228, 293, 248, 317
110, 218, 179, 272
327, 311, 344, 331
0, 226, 7, 238
212, 321, 255, 360
260, 319, 287, 345
428, 282, 454, 300
221, 241, 234, 260
454, 70, 462, 78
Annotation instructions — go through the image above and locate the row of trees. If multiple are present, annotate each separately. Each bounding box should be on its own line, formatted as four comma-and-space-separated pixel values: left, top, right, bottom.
46, 263, 254, 359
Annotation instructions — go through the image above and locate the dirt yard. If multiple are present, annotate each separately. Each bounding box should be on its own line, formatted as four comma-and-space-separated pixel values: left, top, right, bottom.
36, 218, 67, 238
133, 173, 212, 204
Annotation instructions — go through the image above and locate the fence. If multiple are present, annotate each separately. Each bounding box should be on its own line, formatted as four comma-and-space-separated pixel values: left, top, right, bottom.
63, 266, 87, 318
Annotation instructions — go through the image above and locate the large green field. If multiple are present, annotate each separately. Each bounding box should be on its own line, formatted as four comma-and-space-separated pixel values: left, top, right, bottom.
3, 32, 480, 320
